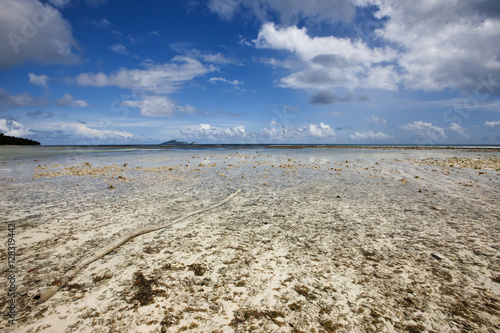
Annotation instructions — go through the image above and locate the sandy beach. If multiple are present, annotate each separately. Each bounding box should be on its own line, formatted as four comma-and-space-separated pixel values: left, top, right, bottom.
1, 147, 499, 332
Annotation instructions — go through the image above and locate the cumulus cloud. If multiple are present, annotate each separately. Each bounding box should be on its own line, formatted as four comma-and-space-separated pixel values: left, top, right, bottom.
0, 0, 80, 68
367, 0, 500, 94
120, 95, 195, 117
247, 1, 500, 97
28, 73, 49, 88
448, 122, 470, 139
306, 122, 335, 137
56, 93, 90, 107
350, 130, 391, 141
181, 123, 249, 142
0, 89, 47, 111
0, 119, 33, 137
255, 23, 398, 66
181, 122, 336, 143
254, 23, 399, 91
402, 121, 447, 142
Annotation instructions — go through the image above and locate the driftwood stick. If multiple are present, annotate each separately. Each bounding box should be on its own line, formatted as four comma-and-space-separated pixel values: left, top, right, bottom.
37, 189, 241, 303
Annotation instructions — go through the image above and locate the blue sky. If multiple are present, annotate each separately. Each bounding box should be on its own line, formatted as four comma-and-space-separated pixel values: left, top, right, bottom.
1, 0, 500, 145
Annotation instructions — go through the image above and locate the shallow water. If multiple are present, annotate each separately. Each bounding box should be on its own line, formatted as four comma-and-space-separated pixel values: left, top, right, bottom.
1, 146, 499, 332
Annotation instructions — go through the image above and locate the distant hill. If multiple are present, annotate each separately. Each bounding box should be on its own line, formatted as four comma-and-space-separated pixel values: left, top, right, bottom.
160, 140, 196, 146
0, 133, 40, 145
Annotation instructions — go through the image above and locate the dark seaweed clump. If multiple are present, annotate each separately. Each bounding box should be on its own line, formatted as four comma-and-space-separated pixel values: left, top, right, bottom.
129, 271, 166, 306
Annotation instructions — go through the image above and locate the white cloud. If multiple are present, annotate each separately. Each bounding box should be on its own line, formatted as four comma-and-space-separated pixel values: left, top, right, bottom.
350, 130, 391, 141
247, 1, 500, 96
200, 123, 211, 131
181, 122, 336, 143
208, 77, 242, 85
0, 0, 80, 68
485, 121, 500, 129
62, 123, 134, 141
181, 123, 250, 142
255, 23, 397, 64
110, 43, 127, 55
0, 88, 47, 111
307, 122, 335, 137
168, 47, 238, 65
120, 95, 195, 117
0, 119, 32, 137
207, 0, 241, 20
76, 56, 215, 118
448, 122, 470, 139
361, 65, 399, 91
255, 57, 303, 69
199, 52, 237, 64
254, 23, 399, 91
55, 93, 90, 107
368, 0, 500, 93
28, 73, 49, 88
76, 56, 215, 94
402, 121, 447, 142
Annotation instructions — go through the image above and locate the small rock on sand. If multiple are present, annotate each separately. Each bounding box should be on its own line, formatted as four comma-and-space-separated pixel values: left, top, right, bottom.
431, 253, 442, 260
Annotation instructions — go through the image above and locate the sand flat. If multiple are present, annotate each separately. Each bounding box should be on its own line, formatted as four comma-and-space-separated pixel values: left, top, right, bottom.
1, 147, 499, 332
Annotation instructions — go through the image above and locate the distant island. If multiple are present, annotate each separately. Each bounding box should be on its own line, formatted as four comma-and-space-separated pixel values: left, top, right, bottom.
160, 140, 196, 146
0, 133, 40, 145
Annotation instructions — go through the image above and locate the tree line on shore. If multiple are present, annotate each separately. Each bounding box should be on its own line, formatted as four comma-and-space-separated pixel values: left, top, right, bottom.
0, 133, 40, 145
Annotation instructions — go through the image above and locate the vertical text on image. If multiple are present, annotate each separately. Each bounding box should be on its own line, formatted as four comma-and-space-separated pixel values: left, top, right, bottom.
7, 223, 17, 325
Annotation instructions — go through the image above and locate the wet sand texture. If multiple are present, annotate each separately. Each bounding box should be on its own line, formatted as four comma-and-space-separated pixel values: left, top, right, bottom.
0, 148, 499, 332
37, 189, 241, 304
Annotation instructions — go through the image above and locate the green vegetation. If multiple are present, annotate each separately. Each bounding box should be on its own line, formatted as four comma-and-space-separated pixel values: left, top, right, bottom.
0, 133, 40, 145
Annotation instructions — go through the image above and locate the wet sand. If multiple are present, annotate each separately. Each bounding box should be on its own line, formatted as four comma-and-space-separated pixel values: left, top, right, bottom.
1, 148, 499, 332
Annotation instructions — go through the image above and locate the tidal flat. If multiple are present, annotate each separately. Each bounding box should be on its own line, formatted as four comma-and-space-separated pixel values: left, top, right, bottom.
1, 147, 499, 332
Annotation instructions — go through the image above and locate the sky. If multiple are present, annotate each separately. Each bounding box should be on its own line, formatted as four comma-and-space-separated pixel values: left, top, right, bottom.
1, 0, 500, 145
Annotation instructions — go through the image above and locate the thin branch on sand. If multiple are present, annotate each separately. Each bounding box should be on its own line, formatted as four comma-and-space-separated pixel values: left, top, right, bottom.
37, 189, 242, 303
